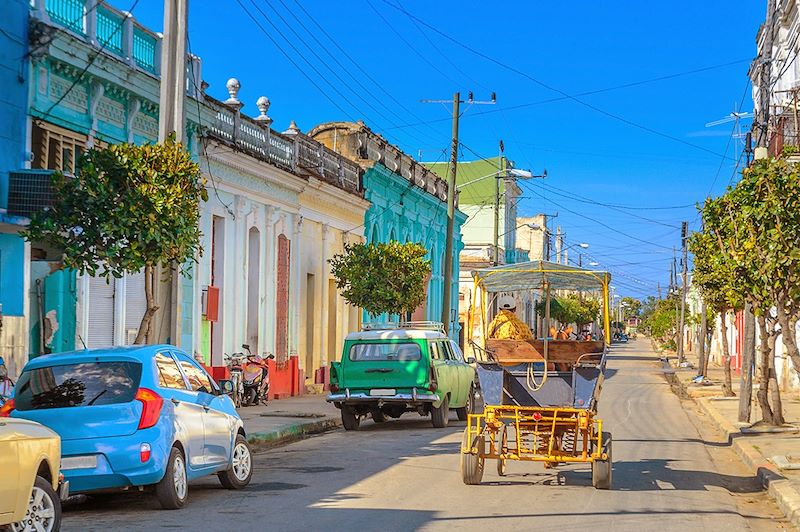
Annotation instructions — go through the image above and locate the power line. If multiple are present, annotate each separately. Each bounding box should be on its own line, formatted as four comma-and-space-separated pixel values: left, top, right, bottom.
279, 0, 444, 149
233, 0, 355, 119
384, 58, 752, 131
257, 0, 441, 149
518, 180, 675, 251
379, 0, 735, 161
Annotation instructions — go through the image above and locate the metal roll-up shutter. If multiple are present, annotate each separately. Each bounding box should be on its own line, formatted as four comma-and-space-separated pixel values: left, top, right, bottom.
124, 271, 147, 345
87, 276, 115, 348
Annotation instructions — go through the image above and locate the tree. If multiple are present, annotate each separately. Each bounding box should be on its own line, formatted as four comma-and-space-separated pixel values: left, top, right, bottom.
688, 224, 743, 397
329, 241, 432, 318
696, 158, 797, 425
23, 135, 207, 344
640, 296, 679, 349
535, 294, 600, 332
620, 297, 642, 319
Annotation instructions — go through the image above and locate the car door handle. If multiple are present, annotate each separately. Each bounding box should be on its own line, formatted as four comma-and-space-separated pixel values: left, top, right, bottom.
365, 368, 394, 373
171, 398, 181, 405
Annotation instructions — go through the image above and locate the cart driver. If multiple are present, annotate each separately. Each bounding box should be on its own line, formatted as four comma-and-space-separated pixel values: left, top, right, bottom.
487, 296, 534, 341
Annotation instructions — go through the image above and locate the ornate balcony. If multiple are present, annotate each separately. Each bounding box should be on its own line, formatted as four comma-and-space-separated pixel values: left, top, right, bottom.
32, 0, 161, 75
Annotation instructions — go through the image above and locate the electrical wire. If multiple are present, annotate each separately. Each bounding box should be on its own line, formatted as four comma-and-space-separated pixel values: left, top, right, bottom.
256, 0, 441, 149
378, 0, 735, 161
385, 58, 752, 131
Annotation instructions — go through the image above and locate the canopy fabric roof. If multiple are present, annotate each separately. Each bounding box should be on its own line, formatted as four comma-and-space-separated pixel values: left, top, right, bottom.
471, 260, 611, 292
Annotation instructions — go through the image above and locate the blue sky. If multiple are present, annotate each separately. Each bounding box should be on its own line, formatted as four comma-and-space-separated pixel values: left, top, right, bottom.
132, 0, 764, 300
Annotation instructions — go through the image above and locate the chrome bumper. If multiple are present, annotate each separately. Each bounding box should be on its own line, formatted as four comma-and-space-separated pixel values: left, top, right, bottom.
327, 389, 440, 403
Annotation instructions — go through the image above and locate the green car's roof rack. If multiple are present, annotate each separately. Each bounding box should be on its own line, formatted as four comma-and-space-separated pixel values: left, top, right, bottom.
361, 321, 446, 333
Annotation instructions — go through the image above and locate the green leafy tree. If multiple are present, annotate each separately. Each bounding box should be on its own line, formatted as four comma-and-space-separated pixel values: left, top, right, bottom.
330, 241, 432, 318
697, 158, 798, 425
620, 297, 642, 319
535, 294, 600, 331
689, 223, 743, 397
640, 296, 679, 348
23, 135, 207, 344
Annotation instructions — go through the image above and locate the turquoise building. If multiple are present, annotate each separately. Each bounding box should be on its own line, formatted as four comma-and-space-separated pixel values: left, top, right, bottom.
309, 122, 467, 339
0, 0, 32, 376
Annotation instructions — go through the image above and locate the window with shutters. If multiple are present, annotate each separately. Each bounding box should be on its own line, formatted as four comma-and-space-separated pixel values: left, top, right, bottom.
31, 122, 103, 174
124, 271, 147, 344
87, 276, 115, 348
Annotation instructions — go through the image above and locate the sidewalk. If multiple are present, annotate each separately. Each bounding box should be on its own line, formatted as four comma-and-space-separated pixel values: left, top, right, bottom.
662, 344, 800, 529
237, 394, 341, 452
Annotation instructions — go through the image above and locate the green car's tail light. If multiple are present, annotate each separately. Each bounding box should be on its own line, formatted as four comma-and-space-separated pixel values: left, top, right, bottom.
135, 388, 163, 430
428, 364, 438, 392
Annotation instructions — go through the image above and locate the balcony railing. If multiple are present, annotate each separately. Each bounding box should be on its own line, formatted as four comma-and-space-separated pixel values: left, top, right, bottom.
205, 97, 361, 195
33, 0, 161, 75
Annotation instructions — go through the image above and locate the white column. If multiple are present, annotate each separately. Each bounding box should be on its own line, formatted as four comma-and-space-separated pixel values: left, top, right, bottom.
256, 204, 268, 355
263, 207, 279, 354
289, 213, 303, 359
319, 223, 330, 367
232, 195, 247, 351
77, 274, 90, 347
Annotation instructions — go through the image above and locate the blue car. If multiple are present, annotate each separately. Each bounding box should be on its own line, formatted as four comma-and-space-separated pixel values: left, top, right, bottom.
2, 345, 252, 509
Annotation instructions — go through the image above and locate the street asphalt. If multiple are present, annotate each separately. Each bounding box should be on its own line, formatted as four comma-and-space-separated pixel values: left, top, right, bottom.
61, 339, 789, 531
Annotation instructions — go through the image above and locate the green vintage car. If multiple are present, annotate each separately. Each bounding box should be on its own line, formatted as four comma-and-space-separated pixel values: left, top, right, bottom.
327, 323, 478, 430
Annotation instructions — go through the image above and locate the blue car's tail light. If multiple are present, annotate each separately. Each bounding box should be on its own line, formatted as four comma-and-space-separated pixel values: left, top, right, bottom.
135, 388, 163, 430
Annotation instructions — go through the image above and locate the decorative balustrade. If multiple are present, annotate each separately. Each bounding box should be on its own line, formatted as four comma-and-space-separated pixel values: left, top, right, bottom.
33, 0, 161, 75
204, 94, 361, 195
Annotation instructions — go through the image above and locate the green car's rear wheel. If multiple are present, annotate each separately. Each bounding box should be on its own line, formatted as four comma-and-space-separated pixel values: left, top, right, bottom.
431, 395, 450, 428
341, 406, 361, 431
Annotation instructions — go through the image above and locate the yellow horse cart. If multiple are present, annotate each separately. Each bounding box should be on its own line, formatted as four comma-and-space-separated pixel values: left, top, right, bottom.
461, 261, 613, 489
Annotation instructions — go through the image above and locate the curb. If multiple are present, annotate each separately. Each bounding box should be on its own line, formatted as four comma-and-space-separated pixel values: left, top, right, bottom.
672, 375, 800, 529
247, 417, 341, 452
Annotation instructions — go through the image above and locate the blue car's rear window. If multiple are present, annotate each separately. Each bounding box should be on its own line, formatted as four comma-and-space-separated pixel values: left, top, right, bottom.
14, 361, 142, 411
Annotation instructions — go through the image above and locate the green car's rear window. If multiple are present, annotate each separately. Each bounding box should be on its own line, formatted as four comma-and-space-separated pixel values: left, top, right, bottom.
349, 342, 422, 362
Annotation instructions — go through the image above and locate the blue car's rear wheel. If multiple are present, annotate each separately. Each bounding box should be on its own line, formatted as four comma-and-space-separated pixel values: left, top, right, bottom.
218, 434, 253, 489
155, 446, 188, 509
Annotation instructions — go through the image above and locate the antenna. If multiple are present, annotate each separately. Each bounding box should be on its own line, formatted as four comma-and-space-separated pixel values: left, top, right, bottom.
78, 334, 87, 350
705, 105, 754, 153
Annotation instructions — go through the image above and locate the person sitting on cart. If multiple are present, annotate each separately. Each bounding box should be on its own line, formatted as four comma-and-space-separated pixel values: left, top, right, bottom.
487, 296, 534, 341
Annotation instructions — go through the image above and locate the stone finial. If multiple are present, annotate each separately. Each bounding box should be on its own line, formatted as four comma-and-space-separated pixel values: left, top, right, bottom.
283, 120, 301, 135
225, 78, 241, 106
255, 96, 273, 125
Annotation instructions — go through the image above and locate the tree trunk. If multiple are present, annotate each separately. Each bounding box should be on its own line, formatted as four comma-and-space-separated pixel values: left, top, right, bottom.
134, 263, 160, 344
755, 313, 777, 424
766, 318, 785, 425
738, 302, 755, 424
720, 311, 735, 397
697, 303, 707, 377
775, 298, 800, 375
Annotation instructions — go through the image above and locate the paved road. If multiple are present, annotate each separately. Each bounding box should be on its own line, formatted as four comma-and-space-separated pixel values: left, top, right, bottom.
62, 339, 787, 531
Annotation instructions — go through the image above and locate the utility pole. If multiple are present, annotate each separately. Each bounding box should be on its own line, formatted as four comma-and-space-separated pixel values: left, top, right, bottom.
555, 226, 562, 264
425, 92, 495, 334
492, 141, 504, 266
677, 221, 688, 363
159, 0, 188, 143
152, 0, 188, 345
441, 92, 460, 335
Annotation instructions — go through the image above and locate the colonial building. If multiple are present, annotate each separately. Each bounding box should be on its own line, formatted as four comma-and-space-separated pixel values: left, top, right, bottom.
5, 0, 369, 395
309, 121, 467, 339
0, 0, 31, 378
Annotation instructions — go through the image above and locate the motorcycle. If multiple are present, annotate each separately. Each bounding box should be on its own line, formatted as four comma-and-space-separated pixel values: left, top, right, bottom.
240, 344, 275, 407
223, 352, 246, 408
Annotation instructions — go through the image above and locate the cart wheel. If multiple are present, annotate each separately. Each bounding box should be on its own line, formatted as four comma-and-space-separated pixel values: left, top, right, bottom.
497, 426, 507, 477
461, 428, 485, 485
592, 431, 612, 489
